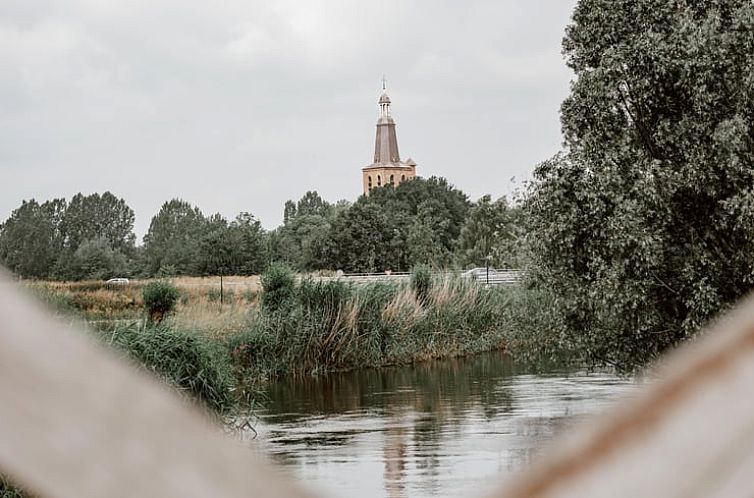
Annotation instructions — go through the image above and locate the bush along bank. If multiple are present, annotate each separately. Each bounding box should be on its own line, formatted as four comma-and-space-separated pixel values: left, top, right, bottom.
229, 265, 516, 381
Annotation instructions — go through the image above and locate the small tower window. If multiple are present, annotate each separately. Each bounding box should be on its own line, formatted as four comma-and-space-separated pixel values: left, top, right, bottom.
401, 175, 405, 181
390, 174, 394, 185
368, 176, 372, 190
377, 175, 381, 186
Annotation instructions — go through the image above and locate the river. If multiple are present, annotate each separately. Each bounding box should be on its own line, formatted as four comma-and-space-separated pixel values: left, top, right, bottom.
252, 351, 638, 498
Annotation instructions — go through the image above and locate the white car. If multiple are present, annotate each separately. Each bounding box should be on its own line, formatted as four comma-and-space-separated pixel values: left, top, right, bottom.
461, 268, 493, 278
105, 278, 130, 285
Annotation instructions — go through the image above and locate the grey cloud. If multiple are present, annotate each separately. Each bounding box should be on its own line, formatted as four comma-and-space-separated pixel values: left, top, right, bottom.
0, 0, 577, 238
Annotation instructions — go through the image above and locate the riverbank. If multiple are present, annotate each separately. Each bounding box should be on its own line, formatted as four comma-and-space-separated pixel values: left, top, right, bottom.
26, 270, 534, 413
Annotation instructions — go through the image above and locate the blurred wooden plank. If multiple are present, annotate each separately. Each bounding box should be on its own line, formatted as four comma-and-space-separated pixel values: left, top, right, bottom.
0, 272, 316, 498
490, 294, 754, 498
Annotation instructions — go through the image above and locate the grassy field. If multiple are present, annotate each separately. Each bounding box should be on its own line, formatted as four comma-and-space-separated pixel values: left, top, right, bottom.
27, 276, 261, 337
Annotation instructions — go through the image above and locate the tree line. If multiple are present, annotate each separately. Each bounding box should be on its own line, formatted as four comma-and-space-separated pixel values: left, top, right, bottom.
0, 177, 523, 280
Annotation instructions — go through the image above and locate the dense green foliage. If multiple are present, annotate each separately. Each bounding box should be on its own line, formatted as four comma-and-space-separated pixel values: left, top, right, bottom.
410, 264, 432, 303
456, 195, 522, 268
260, 263, 297, 312
62, 192, 136, 254
0, 192, 135, 280
525, 0, 754, 371
142, 202, 267, 277
0, 199, 64, 278
142, 280, 179, 323
272, 179, 478, 272
1, 179, 524, 279
311, 177, 471, 271
270, 191, 340, 271
142, 199, 206, 276
67, 236, 129, 281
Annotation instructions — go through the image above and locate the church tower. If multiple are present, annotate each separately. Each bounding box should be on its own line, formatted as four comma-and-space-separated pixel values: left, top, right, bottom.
361, 81, 417, 195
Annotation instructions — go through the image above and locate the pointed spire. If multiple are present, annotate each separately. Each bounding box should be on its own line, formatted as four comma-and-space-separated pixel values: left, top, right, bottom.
374, 78, 400, 164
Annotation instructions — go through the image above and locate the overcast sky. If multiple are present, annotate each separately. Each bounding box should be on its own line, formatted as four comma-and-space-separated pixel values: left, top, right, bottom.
1, 0, 577, 238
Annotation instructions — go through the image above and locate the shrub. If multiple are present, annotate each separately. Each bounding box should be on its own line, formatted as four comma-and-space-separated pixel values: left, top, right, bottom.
410, 264, 433, 303
143, 280, 179, 323
298, 278, 352, 315
207, 287, 221, 302
260, 263, 296, 312
228, 325, 280, 379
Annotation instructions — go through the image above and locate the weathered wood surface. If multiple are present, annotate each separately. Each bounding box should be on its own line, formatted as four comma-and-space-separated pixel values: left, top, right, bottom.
0, 272, 315, 498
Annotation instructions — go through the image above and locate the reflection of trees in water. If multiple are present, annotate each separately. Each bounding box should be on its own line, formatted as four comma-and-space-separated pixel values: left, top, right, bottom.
259, 352, 523, 476
262, 352, 577, 433
383, 413, 408, 498
262, 351, 527, 420
503, 414, 574, 471
411, 413, 441, 496
260, 351, 579, 489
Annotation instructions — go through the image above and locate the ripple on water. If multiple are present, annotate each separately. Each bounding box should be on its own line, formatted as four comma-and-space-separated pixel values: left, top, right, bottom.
251, 352, 639, 498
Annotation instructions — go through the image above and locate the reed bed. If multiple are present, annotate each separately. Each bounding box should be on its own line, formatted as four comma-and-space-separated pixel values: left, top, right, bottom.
229, 274, 517, 380
97, 322, 236, 414
166, 295, 254, 339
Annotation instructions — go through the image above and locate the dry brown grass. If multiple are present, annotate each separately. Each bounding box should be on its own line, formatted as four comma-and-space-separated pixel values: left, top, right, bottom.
28, 280, 144, 319
27, 276, 262, 336
382, 286, 424, 326
171, 275, 260, 292
172, 277, 260, 337
167, 294, 257, 340
429, 275, 479, 309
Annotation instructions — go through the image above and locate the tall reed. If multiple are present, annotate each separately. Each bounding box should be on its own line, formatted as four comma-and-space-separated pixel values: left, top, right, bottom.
229, 275, 517, 380
98, 323, 235, 414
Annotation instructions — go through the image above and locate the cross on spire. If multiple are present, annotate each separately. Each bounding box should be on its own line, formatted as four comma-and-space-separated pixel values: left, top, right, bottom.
382, 74, 387, 91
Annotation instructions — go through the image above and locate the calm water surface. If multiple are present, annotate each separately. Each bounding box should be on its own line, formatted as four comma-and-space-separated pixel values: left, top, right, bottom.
253, 352, 638, 498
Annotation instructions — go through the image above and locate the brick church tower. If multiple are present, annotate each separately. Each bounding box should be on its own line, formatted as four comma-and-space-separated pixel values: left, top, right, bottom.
361, 81, 417, 195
